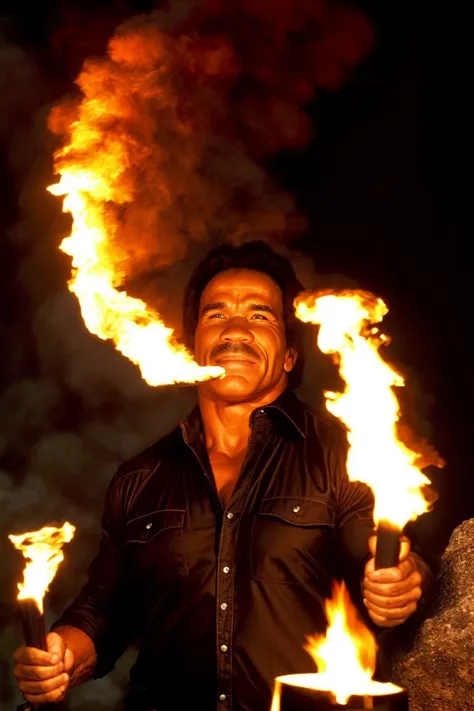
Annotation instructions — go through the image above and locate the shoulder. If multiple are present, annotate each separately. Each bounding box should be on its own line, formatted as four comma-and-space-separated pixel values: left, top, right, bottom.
300, 400, 349, 452
114, 426, 184, 481
106, 426, 184, 511
104, 425, 186, 519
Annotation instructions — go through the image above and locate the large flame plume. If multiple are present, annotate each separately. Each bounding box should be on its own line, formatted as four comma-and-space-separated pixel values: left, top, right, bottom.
47, 176, 224, 385
294, 290, 436, 530
46, 2, 372, 386
9, 522, 76, 614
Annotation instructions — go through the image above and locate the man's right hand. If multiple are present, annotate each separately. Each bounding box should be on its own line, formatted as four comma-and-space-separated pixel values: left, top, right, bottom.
13, 631, 74, 705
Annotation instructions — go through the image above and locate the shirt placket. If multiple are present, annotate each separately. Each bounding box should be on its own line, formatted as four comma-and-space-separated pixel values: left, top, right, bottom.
215, 410, 271, 711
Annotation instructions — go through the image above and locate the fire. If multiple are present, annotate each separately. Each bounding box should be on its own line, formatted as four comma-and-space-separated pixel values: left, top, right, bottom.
272, 582, 401, 709
8, 522, 76, 614
304, 582, 377, 703
294, 290, 433, 529
46, 103, 224, 386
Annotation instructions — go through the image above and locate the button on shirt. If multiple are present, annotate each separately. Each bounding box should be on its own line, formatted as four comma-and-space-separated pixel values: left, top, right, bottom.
53, 390, 376, 711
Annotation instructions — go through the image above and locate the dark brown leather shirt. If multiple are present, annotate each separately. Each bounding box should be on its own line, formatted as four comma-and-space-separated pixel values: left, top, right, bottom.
53, 389, 376, 711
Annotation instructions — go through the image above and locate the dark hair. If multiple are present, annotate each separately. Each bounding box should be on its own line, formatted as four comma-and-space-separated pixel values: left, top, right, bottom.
182, 241, 305, 389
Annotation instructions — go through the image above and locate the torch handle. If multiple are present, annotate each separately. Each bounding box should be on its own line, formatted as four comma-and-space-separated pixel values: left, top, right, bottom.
17, 602, 57, 710
19, 601, 47, 651
374, 522, 401, 570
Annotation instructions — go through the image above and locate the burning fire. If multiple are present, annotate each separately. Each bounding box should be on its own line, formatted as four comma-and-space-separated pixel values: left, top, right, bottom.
272, 582, 401, 709
9, 523, 76, 614
47, 171, 224, 385
294, 290, 434, 530
46, 131, 224, 386
304, 582, 379, 703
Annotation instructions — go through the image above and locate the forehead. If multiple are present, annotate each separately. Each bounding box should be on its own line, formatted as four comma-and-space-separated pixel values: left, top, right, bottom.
200, 269, 283, 307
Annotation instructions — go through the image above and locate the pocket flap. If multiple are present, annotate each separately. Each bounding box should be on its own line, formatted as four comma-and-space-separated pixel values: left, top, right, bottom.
125, 509, 185, 543
257, 497, 334, 527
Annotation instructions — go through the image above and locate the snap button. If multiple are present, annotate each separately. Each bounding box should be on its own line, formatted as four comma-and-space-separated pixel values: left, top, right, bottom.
145, 522, 153, 530
292, 505, 301, 514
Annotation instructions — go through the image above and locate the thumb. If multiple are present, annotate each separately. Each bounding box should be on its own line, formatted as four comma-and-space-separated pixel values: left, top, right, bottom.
368, 534, 377, 557
46, 632, 67, 663
64, 647, 75, 675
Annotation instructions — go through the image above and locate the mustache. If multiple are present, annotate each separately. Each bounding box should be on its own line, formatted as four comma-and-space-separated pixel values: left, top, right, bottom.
210, 343, 259, 361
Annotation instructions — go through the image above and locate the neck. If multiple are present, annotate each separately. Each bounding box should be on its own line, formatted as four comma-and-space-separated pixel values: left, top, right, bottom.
198, 381, 287, 455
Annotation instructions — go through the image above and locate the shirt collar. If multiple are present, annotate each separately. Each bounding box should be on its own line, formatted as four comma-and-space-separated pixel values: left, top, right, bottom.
180, 388, 307, 443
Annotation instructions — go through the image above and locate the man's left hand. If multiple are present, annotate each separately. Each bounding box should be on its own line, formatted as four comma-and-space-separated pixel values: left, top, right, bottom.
362, 535, 428, 628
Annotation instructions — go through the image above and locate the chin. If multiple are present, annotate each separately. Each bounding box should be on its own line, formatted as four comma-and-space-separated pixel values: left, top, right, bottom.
205, 374, 258, 402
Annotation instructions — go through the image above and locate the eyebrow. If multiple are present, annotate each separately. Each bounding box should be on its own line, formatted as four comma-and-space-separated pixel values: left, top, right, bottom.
200, 301, 278, 318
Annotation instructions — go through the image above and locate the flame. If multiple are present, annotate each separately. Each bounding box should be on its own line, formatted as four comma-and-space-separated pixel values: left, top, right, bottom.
8, 522, 76, 614
304, 582, 377, 704
272, 582, 401, 708
46, 110, 224, 386
294, 290, 434, 529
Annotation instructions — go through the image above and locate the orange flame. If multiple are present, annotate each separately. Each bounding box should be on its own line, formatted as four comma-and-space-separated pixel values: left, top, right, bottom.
304, 582, 377, 703
272, 582, 401, 709
9, 523, 76, 614
46, 51, 225, 387
294, 290, 434, 529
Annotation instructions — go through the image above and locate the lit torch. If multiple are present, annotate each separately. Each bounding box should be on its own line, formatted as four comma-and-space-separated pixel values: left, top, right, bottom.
294, 290, 437, 569
9, 523, 76, 710
272, 582, 406, 711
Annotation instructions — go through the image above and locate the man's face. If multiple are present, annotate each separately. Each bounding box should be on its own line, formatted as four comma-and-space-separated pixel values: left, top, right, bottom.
194, 269, 296, 403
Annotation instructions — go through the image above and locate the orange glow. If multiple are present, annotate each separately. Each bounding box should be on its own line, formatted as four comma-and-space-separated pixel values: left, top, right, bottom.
46, 71, 224, 386
294, 290, 433, 529
9, 523, 76, 614
272, 582, 401, 708
304, 582, 379, 703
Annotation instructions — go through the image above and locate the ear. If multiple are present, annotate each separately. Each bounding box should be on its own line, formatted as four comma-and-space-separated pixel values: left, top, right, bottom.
283, 347, 297, 373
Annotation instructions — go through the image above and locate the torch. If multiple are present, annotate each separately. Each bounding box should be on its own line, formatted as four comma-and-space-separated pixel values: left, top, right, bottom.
294, 290, 439, 570
271, 582, 407, 711
8, 523, 76, 711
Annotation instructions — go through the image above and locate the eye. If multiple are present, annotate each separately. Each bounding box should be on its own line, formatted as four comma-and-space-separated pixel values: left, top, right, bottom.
208, 313, 225, 319
250, 314, 269, 321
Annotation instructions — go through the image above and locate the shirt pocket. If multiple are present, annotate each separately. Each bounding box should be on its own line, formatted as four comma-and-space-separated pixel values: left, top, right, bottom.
124, 509, 188, 587
251, 497, 335, 586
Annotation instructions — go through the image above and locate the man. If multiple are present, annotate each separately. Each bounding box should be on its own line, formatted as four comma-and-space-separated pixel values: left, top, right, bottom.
13, 242, 432, 711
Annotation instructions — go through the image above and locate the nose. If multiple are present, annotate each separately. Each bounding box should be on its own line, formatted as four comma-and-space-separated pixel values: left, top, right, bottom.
219, 316, 255, 344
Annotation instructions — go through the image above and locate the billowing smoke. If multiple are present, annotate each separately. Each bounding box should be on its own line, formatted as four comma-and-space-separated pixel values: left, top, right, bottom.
0, 2, 373, 708
48, 0, 373, 279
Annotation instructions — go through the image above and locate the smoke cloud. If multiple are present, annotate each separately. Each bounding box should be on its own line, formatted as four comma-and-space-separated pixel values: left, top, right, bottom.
0, 1, 373, 708
48, 0, 373, 280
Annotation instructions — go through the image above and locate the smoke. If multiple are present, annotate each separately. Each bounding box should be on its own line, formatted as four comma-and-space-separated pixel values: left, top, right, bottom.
48, 0, 373, 282
0, 1, 373, 709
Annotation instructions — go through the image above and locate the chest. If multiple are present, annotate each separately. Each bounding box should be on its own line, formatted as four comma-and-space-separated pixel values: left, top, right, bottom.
208, 450, 246, 507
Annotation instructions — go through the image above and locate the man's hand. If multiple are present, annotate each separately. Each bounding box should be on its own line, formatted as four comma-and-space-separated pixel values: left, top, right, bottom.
13, 631, 74, 704
363, 535, 428, 628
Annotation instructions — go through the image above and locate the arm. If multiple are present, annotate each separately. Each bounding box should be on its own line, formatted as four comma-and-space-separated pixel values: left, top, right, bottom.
329, 425, 434, 625
51, 468, 137, 676
13, 469, 135, 704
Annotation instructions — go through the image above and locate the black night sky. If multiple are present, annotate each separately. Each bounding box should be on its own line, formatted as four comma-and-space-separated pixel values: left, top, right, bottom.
0, 0, 469, 708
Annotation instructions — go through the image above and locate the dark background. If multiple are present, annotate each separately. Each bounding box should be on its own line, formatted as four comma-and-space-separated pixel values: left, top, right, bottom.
0, 0, 469, 708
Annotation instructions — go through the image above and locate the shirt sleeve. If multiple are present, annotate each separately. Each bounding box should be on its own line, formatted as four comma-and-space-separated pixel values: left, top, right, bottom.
324, 423, 375, 599
51, 469, 137, 678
